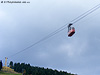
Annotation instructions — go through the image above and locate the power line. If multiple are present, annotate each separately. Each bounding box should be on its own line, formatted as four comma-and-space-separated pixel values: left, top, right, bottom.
8, 3, 100, 58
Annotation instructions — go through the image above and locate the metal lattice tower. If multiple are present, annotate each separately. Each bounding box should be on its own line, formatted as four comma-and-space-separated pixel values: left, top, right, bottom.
5, 57, 8, 67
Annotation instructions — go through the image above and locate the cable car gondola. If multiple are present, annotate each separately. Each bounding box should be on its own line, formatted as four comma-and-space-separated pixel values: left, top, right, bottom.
68, 23, 75, 37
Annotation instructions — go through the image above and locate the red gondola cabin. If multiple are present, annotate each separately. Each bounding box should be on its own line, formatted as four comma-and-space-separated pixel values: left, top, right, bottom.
68, 27, 75, 37
68, 23, 75, 37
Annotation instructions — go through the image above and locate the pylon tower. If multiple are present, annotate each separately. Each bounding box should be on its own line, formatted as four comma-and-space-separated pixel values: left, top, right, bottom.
5, 57, 8, 67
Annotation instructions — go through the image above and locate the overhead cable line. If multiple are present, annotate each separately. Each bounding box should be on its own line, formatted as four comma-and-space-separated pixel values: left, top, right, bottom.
72, 4, 100, 24
8, 25, 68, 58
71, 3, 100, 23
8, 3, 100, 58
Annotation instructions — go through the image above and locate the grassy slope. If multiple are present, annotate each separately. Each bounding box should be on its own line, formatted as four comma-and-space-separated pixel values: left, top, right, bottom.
0, 71, 22, 75
1, 66, 22, 75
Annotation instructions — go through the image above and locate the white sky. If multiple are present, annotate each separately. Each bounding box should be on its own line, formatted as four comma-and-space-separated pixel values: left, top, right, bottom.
0, 0, 100, 75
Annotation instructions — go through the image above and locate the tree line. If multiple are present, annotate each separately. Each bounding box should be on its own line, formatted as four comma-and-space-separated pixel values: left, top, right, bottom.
10, 61, 76, 75
0, 60, 2, 71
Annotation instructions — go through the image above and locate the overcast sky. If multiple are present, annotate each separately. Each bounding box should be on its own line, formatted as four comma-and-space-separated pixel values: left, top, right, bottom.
0, 0, 100, 75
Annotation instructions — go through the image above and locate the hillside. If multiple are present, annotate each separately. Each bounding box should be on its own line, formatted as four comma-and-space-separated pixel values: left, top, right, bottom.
0, 71, 21, 75
12, 62, 76, 75
0, 66, 22, 75
2, 66, 19, 73
0, 61, 76, 75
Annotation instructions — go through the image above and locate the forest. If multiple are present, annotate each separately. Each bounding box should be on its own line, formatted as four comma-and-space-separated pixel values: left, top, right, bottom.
0, 60, 2, 71
9, 61, 76, 75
